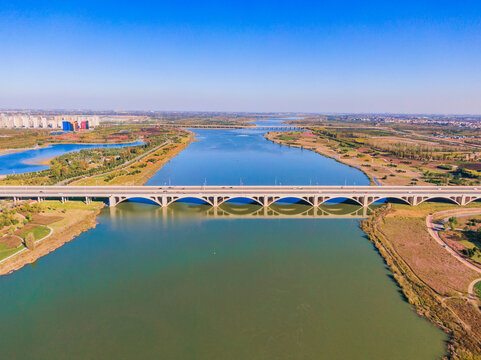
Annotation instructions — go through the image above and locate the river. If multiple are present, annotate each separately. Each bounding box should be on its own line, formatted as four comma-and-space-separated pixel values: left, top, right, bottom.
0, 120, 446, 359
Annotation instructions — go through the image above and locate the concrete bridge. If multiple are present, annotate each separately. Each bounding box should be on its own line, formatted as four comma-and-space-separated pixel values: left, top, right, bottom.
1, 185, 481, 207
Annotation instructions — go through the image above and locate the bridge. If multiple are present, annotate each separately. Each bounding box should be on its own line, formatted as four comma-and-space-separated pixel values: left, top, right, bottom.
1, 185, 480, 207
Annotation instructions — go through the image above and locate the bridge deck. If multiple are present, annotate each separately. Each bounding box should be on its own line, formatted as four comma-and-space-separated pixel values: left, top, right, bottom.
1, 185, 480, 207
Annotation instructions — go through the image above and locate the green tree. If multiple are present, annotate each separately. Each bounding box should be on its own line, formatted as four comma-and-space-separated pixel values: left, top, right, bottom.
25, 232, 35, 250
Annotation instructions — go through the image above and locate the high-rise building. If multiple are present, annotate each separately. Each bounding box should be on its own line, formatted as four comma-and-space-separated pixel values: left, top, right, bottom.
0, 113, 101, 129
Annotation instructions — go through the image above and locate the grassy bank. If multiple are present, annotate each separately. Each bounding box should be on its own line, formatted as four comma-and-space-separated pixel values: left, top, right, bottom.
361, 203, 481, 359
476, 281, 481, 301
0, 200, 104, 276
0, 127, 190, 185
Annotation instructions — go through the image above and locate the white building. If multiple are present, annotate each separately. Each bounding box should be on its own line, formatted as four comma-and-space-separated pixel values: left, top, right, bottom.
0, 114, 100, 130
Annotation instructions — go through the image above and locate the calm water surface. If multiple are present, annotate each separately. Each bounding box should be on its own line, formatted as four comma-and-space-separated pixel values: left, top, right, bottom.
147, 121, 367, 185
0, 121, 446, 359
0, 141, 143, 175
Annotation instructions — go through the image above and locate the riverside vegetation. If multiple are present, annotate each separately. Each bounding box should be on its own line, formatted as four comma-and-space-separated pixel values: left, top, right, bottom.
0, 200, 104, 275
440, 216, 481, 265
266, 128, 481, 186
362, 203, 481, 359
0, 127, 191, 185
0, 124, 147, 153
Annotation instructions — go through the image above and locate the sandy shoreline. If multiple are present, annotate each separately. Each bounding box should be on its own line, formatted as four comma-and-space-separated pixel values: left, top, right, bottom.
22, 156, 53, 166
0, 146, 46, 156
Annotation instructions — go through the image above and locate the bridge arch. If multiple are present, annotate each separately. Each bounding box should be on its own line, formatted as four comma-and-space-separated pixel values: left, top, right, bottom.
168, 196, 213, 206
115, 196, 162, 207
218, 196, 263, 207
464, 197, 481, 206
320, 197, 363, 206
269, 196, 313, 206
416, 196, 460, 206
367, 196, 411, 206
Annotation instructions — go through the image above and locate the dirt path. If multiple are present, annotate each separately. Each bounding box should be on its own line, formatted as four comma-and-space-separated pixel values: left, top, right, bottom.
426, 212, 481, 274
426, 211, 481, 312
468, 278, 481, 300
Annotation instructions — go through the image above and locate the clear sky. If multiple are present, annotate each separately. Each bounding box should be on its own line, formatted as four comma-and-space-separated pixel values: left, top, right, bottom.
1, 1, 481, 114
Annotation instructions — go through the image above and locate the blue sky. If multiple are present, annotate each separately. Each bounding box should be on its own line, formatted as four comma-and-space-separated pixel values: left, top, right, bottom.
1, 1, 481, 113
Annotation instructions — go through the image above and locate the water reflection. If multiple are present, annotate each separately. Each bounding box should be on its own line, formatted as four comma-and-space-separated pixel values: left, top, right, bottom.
108, 201, 375, 221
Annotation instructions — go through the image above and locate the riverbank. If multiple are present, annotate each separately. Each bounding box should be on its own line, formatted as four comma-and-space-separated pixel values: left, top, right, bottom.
0, 139, 144, 157
0, 200, 104, 276
361, 203, 481, 358
70, 132, 194, 186
0, 132, 195, 275
0, 128, 189, 184
265, 131, 431, 186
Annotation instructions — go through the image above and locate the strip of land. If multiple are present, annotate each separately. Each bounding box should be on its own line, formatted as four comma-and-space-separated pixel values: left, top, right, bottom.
362, 203, 481, 358
266, 128, 481, 186
69, 132, 193, 186
0, 200, 104, 276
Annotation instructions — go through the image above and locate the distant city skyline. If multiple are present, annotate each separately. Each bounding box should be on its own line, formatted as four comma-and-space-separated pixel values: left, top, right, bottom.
1, 1, 481, 114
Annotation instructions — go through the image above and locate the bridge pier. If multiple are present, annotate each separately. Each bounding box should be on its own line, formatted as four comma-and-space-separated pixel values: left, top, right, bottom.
61, 197, 66, 204
85, 197, 91, 205
109, 196, 116, 207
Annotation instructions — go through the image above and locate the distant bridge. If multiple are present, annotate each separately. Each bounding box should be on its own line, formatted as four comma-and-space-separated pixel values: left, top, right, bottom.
255, 126, 304, 131
1, 186, 480, 207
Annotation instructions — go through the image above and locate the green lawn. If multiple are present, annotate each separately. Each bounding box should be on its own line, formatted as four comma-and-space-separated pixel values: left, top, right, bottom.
42, 200, 103, 211
0, 243, 24, 261
277, 136, 298, 141
475, 281, 481, 301
21, 225, 50, 240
